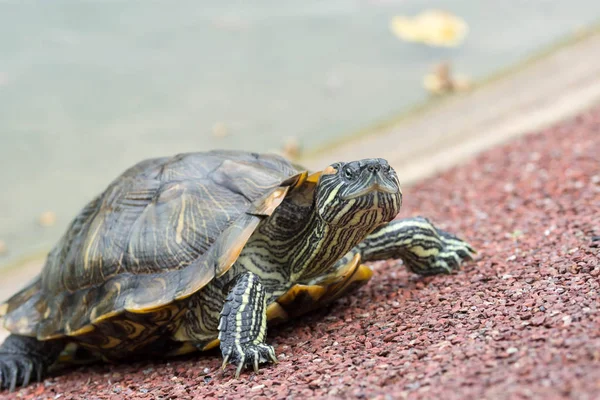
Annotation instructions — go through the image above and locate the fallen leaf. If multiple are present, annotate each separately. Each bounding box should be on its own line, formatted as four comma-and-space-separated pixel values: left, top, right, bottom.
38, 211, 57, 227
391, 10, 468, 47
281, 137, 301, 160
423, 62, 472, 95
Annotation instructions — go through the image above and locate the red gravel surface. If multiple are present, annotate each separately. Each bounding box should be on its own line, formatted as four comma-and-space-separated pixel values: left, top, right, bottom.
3, 107, 600, 400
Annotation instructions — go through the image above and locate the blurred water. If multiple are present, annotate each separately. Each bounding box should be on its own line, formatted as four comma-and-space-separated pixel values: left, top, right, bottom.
0, 0, 599, 267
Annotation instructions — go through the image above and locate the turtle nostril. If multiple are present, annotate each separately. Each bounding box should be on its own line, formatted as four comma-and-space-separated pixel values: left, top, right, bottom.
367, 163, 381, 173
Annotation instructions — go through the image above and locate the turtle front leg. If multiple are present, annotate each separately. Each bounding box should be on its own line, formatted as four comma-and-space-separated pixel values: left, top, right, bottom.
0, 335, 64, 392
357, 216, 475, 276
218, 271, 277, 378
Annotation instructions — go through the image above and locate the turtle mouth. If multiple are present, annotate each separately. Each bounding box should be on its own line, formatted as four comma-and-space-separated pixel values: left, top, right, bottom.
341, 178, 399, 200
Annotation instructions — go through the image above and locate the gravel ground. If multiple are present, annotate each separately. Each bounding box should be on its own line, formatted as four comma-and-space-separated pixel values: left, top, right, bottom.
3, 106, 600, 400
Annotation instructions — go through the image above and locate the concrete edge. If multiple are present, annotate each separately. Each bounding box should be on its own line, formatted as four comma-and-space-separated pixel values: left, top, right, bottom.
392, 74, 600, 186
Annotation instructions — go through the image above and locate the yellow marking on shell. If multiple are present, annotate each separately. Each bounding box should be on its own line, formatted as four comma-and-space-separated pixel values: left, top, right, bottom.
66, 324, 95, 337
175, 196, 186, 245
312, 253, 362, 287
218, 246, 244, 276
125, 279, 173, 313
266, 187, 289, 213
41, 332, 68, 340
253, 186, 290, 216
202, 338, 221, 351
336, 253, 361, 282
354, 264, 374, 282
90, 309, 121, 324
322, 165, 337, 175
172, 327, 190, 343
111, 281, 122, 294
128, 334, 161, 353
174, 270, 216, 302
83, 219, 104, 271
114, 320, 146, 338
166, 342, 199, 357
306, 171, 322, 183
101, 336, 122, 349
57, 343, 83, 364
126, 303, 172, 314
197, 181, 230, 216
15, 317, 30, 331
216, 223, 259, 278
58, 343, 100, 365
319, 264, 373, 307
266, 302, 289, 322
151, 304, 182, 323
276, 284, 327, 307
58, 353, 73, 364
291, 171, 309, 190
325, 257, 363, 292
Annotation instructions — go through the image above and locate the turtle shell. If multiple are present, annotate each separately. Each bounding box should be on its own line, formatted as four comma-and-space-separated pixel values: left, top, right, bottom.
1, 151, 307, 341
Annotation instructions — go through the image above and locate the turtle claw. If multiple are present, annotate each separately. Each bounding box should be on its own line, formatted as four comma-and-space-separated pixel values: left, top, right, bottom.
234, 354, 245, 378
0, 355, 43, 392
269, 347, 278, 364
252, 351, 259, 373
221, 353, 230, 371
0, 335, 62, 391
8, 366, 17, 393
438, 230, 476, 268
21, 360, 33, 388
221, 343, 277, 378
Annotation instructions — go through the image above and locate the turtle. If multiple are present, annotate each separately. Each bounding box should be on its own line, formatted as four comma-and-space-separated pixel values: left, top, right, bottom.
0, 150, 475, 391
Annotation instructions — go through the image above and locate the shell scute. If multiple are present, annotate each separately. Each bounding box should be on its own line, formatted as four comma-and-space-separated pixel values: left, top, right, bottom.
1, 151, 306, 340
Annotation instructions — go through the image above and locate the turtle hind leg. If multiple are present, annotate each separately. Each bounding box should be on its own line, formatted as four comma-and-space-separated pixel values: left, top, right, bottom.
0, 334, 64, 392
357, 216, 475, 276
217, 272, 277, 378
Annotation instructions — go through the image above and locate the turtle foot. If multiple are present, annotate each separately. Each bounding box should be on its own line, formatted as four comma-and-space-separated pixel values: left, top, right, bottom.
218, 272, 277, 378
0, 335, 63, 392
407, 229, 475, 276
221, 343, 278, 378
0, 353, 45, 392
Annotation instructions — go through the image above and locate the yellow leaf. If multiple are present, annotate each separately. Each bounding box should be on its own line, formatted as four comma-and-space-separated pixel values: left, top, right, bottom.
390, 10, 468, 48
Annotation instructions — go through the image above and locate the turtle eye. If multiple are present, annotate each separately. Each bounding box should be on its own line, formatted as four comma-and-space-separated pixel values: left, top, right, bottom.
343, 167, 355, 181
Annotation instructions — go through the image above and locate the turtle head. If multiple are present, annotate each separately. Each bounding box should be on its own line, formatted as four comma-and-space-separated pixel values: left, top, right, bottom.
315, 158, 402, 227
